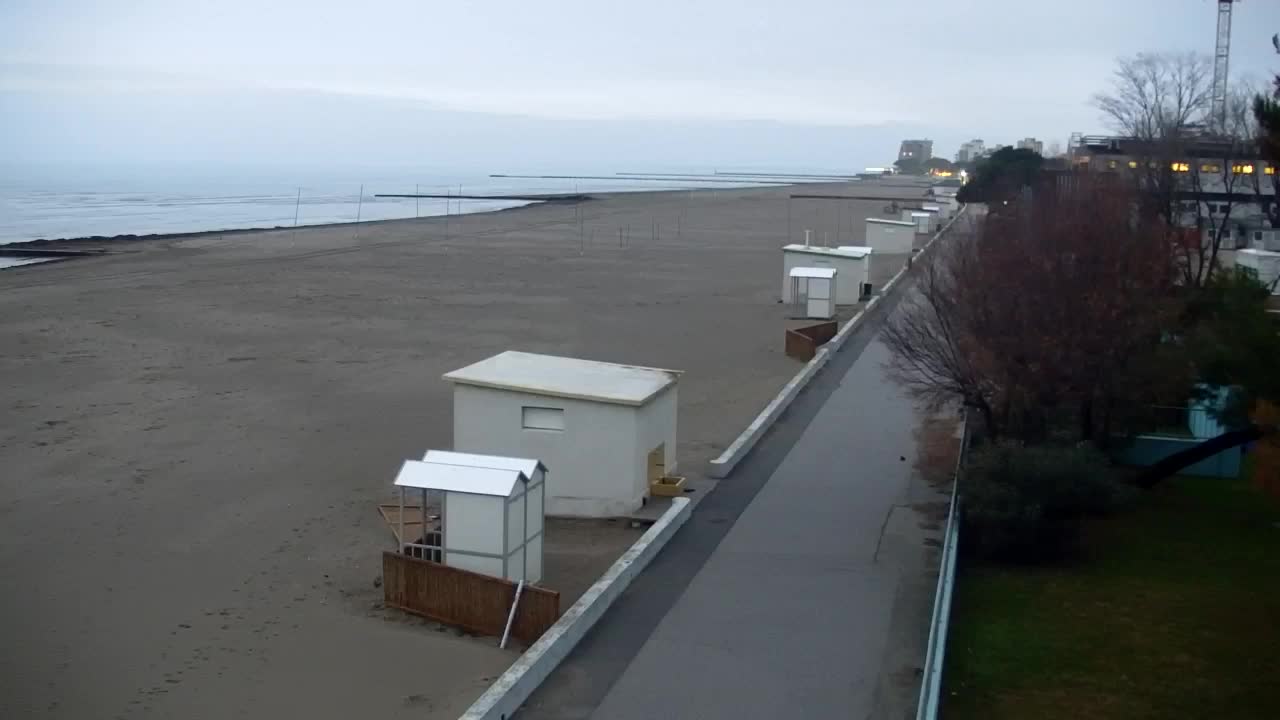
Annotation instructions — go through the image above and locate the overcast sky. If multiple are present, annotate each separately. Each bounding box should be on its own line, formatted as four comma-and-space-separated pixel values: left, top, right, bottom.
2, 0, 1279, 172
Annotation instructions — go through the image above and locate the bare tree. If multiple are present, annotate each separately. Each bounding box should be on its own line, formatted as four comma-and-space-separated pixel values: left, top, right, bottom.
1094, 52, 1213, 140
1092, 52, 1213, 225
1182, 86, 1264, 286
885, 173, 1180, 444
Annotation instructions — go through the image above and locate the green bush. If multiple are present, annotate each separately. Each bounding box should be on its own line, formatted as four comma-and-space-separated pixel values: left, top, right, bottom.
961, 442, 1132, 563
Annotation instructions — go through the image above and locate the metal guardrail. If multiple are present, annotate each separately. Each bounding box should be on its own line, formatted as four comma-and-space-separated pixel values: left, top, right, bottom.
915, 413, 969, 720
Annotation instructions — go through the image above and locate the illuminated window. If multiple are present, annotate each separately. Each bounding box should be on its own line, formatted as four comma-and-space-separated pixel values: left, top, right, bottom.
1267, 166, 1277, 176
1107, 160, 1118, 169
1233, 164, 1255, 174
1171, 162, 1190, 172
1128, 160, 1138, 169
1199, 163, 1221, 173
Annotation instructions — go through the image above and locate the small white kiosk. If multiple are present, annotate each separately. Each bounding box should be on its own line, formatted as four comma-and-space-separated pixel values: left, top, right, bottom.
1236, 248, 1280, 294
445, 351, 680, 518
902, 210, 934, 234
781, 244, 870, 304
923, 202, 947, 221
788, 267, 837, 319
865, 218, 916, 254
392, 451, 545, 583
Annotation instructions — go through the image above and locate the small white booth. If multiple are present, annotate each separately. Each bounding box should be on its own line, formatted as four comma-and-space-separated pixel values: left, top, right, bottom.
445, 351, 680, 518
1236, 248, 1280, 295
902, 210, 935, 234
865, 218, 916, 255
788, 267, 837, 319
392, 451, 545, 583
923, 203, 947, 221
781, 244, 870, 304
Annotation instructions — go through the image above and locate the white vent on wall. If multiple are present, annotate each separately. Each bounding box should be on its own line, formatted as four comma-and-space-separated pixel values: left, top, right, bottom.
521, 406, 565, 431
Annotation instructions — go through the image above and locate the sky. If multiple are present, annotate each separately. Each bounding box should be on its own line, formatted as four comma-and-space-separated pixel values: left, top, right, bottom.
2, 0, 1279, 174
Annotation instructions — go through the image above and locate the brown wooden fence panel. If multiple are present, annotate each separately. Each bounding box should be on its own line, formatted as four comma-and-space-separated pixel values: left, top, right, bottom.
382, 552, 561, 646
784, 320, 838, 361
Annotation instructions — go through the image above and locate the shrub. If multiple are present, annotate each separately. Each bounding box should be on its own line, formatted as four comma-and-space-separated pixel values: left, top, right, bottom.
961, 442, 1132, 563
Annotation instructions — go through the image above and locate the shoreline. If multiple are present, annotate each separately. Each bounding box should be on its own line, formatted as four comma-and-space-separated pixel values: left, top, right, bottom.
1, 182, 776, 253
0, 192, 604, 251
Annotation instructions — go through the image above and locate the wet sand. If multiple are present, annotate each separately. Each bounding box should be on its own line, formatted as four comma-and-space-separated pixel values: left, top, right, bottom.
0, 179, 931, 719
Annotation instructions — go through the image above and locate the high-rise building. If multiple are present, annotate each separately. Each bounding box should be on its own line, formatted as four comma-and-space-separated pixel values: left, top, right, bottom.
1017, 137, 1045, 155
897, 139, 933, 164
956, 139, 986, 164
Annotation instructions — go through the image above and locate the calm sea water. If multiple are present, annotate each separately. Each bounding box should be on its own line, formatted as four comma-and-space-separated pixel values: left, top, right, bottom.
0, 170, 776, 246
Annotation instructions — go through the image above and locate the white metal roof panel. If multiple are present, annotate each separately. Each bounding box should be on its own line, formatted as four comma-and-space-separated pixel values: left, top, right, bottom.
865, 218, 916, 227
782, 244, 871, 259
789, 267, 838, 279
910, 212, 931, 218
422, 450, 545, 479
444, 351, 680, 406
393, 459, 525, 496
837, 245, 874, 254
1238, 248, 1280, 258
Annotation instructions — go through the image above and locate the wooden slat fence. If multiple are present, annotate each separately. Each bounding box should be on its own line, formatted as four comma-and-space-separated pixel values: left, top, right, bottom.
785, 320, 839, 361
382, 552, 560, 646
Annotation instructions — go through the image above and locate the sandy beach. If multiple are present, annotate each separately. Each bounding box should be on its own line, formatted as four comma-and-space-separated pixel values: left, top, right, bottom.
0, 179, 930, 719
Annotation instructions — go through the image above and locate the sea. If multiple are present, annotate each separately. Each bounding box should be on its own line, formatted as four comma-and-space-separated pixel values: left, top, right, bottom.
0, 168, 786, 248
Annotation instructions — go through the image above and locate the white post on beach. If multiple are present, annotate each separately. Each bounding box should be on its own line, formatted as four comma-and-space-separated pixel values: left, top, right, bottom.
787, 196, 793, 245
293, 187, 301, 227
353, 184, 364, 241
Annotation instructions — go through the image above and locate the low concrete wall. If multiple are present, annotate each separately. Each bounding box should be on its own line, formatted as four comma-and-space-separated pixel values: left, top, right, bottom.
916, 415, 969, 720
459, 496, 692, 720
707, 207, 965, 479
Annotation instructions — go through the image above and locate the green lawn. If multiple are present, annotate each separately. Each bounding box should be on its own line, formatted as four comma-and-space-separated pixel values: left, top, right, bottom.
943, 474, 1280, 720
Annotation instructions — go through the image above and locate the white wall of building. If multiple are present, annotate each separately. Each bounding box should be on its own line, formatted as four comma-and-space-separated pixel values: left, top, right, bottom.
443, 491, 505, 576
865, 220, 915, 255
633, 386, 678, 497
452, 384, 674, 517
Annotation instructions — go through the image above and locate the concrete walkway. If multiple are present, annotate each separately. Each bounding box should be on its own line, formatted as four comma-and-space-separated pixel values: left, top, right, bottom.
518, 303, 951, 719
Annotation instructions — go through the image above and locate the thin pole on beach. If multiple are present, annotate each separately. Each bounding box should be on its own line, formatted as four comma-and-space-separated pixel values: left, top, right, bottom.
577, 201, 584, 253
293, 187, 302, 227
415, 184, 420, 218
444, 187, 450, 241
353, 183, 364, 241
786, 196, 792, 244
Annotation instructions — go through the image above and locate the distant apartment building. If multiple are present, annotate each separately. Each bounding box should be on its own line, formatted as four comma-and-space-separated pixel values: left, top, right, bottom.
956, 139, 986, 164
898, 139, 933, 163
1016, 137, 1044, 155
1071, 134, 1277, 249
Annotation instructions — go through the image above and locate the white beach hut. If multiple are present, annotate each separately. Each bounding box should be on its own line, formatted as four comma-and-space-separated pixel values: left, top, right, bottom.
1236, 248, 1280, 294
781, 244, 870, 304
444, 351, 680, 518
902, 210, 934, 234
788, 267, 837, 319
392, 452, 545, 583
865, 218, 916, 255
